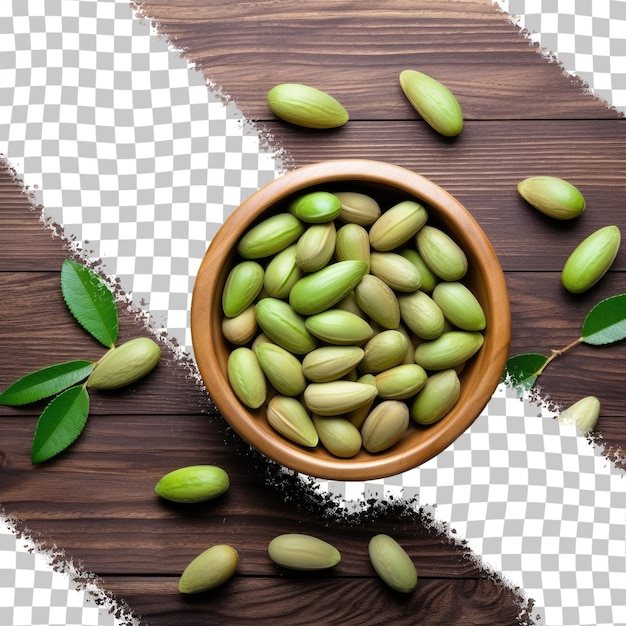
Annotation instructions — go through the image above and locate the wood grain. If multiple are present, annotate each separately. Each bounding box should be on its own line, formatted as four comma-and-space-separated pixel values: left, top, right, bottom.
1, 1, 625, 624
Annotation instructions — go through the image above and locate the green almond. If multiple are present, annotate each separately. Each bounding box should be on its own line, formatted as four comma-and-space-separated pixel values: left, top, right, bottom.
561, 225, 621, 294
302, 346, 365, 383
517, 176, 586, 220
155, 465, 230, 503
304, 380, 378, 416
431, 282, 486, 331
222, 260, 264, 318
227, 347, 266, 409
368, 200, 428, 251
334, 191, 381, 225
255, 342, 307, 396
411, 368, 461, 425
399, 69, 463, 137
368, 534, 417, 593
263, 244, 303, 299
295, 221, 337, 272
179, 545, 239, 594
268, 534, 341, 570
266, 395, 319, 447
86, 337, 161, 390
305, 309, 374, 344
289, 191, 342, 223
413, 331, 484, 371
312, 414, 363, 457
267, 83, 349, 129
415, 225, 468, 281
255, 298, 317, 354
237, 213, 304, 259
289, 260, 368, 315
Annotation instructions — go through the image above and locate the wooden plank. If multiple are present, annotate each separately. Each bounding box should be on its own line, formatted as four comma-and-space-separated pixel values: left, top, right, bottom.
135, 0, 615, 121
0, 160, 68, 271
3, 119, 626, 273
101, 576, 533, 625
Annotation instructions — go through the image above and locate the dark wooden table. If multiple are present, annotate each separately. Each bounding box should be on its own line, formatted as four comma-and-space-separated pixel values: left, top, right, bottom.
1, 1, 625, 624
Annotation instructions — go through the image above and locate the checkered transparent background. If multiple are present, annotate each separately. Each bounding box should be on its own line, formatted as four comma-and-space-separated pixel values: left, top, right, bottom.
1, 1, 625, 625
492, 0, 626, 114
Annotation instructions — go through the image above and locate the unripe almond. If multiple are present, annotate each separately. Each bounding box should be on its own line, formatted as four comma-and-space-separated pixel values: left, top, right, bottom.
178, 544, 238, 594
289, 191, 342, 223
304, 380, 378, 416
289, 260, 369, 315
361, 400, 410, 453
155, 465, 229, 503
411, 369, 460, 425
415, 225, 468, 281
360, 330, 409, 374
556, 395, 600, 436
86, 337, 161, 390
368, 534, 417, 593
413, 331, 484, 370
268, 534, 341, 570
370, 252, 422, 292
222, 260, 264, 317
263, 244, 303, 299
334, 191, 381, 225
255, 297, 317, 355
312, 414, 363, 457
305, 309, 374, 345
335, 223, 371, 269
266, 395, 319, 447
221, 306, 258, 345
517, 176, 586, 220
368, 200, 428, 251
227, 347, 266, 409
432, 282, 486, 331
237, 212, 304, 259
267, 83, 349, 129
295, 221, 337, 272
354, 274, 400, 330
254, 342, 307, 396
399, 69, 463, 137
561, 225, 621, 293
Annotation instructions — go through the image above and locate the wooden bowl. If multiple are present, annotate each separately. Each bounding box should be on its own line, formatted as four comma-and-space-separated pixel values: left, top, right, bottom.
191, 159, 510, 481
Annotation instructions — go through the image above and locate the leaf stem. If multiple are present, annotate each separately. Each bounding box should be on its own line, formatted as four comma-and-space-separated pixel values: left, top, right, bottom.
536, 336, 583, 376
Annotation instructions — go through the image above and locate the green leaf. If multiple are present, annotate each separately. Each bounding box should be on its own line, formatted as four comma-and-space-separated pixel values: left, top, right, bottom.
31, 385, 90, 464
0, 360, 95, 406
61, 259, 118, 348
501, 353, 549, 390
581, 293, 626, 346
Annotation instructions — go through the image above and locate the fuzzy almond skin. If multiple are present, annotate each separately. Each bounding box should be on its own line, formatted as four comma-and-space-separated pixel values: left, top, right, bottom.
222, 260, 264, 318
399, 70, 463, 137
561, 225, 621, 293
267, 83, 349, 129
517, 176, 586, 220
411, 369, 461, 425
268, 534, 341, 570
368, 534, 417, 593
556, 396, 600, 435
155, 465, 230, 503
227, 347, 267, 409
289, 260, 369, 315
178, 545, 238, 594
289, 191, 342, 223
86, 337, 161, 390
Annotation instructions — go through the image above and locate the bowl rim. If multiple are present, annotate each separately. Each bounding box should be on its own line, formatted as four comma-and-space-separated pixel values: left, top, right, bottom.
191, 159, 511, 481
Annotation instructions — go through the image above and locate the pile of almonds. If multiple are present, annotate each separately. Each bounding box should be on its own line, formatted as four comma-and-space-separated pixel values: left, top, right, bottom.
155, 465, 418, 595
221, 189, 486, 458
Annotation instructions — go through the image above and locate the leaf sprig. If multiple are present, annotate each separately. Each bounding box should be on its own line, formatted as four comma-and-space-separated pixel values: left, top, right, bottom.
502, 293, 626, 392
0, 260, 133, 463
